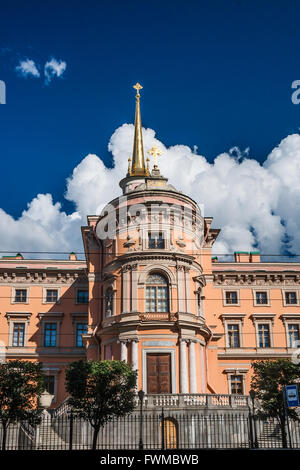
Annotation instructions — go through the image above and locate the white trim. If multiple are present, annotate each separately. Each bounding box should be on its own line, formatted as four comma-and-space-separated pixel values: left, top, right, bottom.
11, 286, 30, 304
42, 286, 61, 304
138, 264, 176, 286
222, 288, 240, 307
253, 289, 270, 307
282, 289, 300, 306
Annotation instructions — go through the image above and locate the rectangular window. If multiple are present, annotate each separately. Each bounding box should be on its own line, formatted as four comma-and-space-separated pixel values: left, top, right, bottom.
256, 291, 268, 305
44, 323, 57, 347
288, 324, 300, 348
148, 232, 165, 249
76, 323, 87, 347
230, 375, 243, 395
258, 324, 271, 348
225, 291, 238, 305
77, 289, 88, 304
46, 289, 58, 303
12, 323, 25, 347
44, 375, 55, 395
285, 292, 297, 305
227, 324, 240, 348
14, 289, 27, 303
146, 286, 168, 312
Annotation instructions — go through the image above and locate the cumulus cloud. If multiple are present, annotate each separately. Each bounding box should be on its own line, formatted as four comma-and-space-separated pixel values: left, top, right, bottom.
15, 59, 40, 78
1, 124, 300, 259
44, 58, 66, 85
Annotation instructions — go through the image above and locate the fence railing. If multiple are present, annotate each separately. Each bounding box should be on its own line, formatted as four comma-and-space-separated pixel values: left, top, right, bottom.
2, 412, 300, 450
52, 394, 250, 415
142, 394, 249, 408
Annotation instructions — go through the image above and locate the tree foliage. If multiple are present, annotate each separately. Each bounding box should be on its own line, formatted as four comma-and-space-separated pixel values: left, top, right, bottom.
0, 360, 45, 449
251, 359, 300, 447
65, 360, 137, 449
251, 359, 300, 420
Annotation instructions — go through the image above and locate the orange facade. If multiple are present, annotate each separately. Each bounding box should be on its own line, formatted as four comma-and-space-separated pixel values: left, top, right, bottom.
1, 86, 300, 406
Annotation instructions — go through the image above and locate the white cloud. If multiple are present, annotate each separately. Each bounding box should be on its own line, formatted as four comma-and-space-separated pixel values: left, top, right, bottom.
44, 58, 66, 85
15, 59, 40, 78
1, 124, 300, 259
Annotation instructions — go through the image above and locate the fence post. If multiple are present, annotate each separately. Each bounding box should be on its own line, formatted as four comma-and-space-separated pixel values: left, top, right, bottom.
248, 407, 254, 448
69, 412, 73, 450
160, 408, 165, 450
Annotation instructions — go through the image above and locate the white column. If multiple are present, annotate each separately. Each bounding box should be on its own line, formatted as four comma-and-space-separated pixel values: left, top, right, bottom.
131, 340, 139, 371
185, 267, 191, 313
180, 340, 188, 393
120, 341, 127, 362
122, 267, 130, 313
131, 264, 138, 311
177, 267, 185, 312
200, 345, 206, 393
189, 341, 197, 393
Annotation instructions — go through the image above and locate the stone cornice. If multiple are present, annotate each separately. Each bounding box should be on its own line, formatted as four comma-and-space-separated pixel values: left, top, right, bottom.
0, 269, 88, 285
113, 251, 196, 265
213, 271, 300, 286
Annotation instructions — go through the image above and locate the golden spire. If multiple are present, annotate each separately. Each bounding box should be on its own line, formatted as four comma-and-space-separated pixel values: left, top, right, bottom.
130, 83, 149, 176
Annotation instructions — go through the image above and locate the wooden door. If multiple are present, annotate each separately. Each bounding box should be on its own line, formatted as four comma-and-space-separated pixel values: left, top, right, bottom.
162, 418, 178, 449
147, 353, 171, 394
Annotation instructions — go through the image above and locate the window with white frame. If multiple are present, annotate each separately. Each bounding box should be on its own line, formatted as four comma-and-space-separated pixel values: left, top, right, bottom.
225, 291, 238, 305
288, 324, 300, 348
12, 323, 25, 347
230, 375, 243, 395
46, 289, 58, 303
257, 323, 271, 348
227, 324, 240, 348
255, 291, 268, 305
76, 323, 87, 347
5, 312, 31, 348
285, 291, 297, 305
145, 273, 169, 312
14, 289, 27, 303
44, 323, 57, 347
148, 232, 165, 249
105, 287, 114, 317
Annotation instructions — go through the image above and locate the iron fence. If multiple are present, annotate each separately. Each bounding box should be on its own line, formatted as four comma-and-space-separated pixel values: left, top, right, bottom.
1, 412, 300, 450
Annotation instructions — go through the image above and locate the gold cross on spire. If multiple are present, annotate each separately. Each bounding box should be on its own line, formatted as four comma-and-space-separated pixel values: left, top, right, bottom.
133, 82, 143, 97
147, 145, 162, 169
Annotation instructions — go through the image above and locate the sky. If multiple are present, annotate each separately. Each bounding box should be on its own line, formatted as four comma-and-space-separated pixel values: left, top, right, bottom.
1, 0, 300, 258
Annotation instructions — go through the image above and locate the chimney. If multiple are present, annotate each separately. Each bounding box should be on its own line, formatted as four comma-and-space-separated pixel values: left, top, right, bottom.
250, 251, 261, 263
234, 252, 250, 263
69, 252, 77, 261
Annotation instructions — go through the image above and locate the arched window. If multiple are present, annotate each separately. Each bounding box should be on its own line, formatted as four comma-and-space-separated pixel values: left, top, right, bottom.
145, 273, 169, 312
105, 287, 114, 317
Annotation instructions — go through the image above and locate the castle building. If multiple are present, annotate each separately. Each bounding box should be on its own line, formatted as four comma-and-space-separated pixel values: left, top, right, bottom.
1, 84, 300, 407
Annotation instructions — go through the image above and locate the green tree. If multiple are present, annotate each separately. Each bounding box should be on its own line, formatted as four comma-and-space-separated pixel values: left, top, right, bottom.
0, 360, 45, 450
65, 360, 137, 450
251, 359, 300, 447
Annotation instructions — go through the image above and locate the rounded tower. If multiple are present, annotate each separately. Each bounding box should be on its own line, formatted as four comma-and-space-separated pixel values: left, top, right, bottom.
82, 84, 219, 396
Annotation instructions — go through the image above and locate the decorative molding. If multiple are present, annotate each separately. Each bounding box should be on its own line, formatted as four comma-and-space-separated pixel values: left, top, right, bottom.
0, 269, 87, 285
214, 272, 300, 287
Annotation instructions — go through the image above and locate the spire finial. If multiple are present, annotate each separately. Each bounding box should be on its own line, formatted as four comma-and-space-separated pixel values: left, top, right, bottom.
133, 82, 143, 97
130, 82, 147, 176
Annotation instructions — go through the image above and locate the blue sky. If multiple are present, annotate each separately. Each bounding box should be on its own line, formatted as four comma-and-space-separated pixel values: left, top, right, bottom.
1, 0, 300, 257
